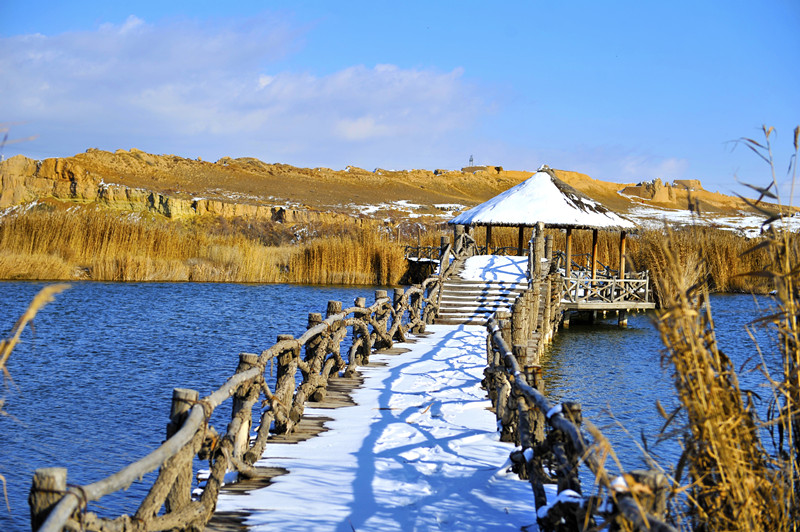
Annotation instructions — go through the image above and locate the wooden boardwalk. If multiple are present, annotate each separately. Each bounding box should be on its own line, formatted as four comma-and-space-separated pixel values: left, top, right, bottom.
209, 327, 539, 531
207, 344, 414, 531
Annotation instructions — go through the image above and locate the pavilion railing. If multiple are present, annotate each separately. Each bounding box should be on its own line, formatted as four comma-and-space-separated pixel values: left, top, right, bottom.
561, 271, 651, 305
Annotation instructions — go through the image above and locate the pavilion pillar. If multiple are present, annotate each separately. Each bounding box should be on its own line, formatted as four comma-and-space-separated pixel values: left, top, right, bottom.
591, 229, 599, 282
486, 225, 493, 254
619, 231, 627, 279
518, 226, 525, 256
565, 228, 573, 278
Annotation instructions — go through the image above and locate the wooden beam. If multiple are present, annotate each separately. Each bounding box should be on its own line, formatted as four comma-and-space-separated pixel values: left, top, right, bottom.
565, 228, 573, 278
591, 229, 599, 281
486, 225, 493, 254
517, 226, 525, 256
619, 231, 627, 280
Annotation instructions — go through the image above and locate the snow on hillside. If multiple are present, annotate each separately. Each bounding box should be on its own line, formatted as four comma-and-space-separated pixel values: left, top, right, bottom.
624, 205, 800, 238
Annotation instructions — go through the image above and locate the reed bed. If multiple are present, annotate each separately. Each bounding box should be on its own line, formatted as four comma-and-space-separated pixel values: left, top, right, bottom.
652, 127, 800, 530
0, 207, 412, 285
0, 200, 782, 292
653, 225, 800, 530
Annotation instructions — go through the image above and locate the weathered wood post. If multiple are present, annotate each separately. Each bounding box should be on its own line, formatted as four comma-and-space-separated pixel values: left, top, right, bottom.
373, 290, 390, 349
619, 230, 627, 280
496, 310, 512, 349
534, 222, 545, 280
326, 300, 344, 379
591, 228, 599, 282
545, 235, 553, 272
565, 228, 573, 279
485, 225, 493, 254
232, 354, 259, 459
517, 226, 525, 256
542, 278, 552, 341
352, 297, 369, 366
392, 288, 406, 342
29, 467, 67, 530
528, 238, 535, 284
527, 366, 546, 444
166, 388, 199, 514
440, 236, 449, 256
511, 297, 527, 351
618, 309, 628, 328
273, 334, 298, 433
454, 224, 465, 254
557, 402, 583, 495
305, 312, 325, 374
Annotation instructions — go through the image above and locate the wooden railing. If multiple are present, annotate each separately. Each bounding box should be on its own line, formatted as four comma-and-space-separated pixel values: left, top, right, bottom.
561, 272, 651, 305
403, 245, 441, 261
30, 280, 442, 532
484, 317, 676, 532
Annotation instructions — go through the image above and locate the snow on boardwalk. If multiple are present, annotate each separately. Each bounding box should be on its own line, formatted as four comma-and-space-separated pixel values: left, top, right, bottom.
216, 324, 543, 531
459, 255, 528, 283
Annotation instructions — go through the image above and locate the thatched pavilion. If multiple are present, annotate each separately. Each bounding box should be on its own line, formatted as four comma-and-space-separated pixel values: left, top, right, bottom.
449, 166, 636, 282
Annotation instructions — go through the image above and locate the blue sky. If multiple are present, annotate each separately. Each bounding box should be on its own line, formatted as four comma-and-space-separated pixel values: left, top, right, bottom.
1, 1, 798, 199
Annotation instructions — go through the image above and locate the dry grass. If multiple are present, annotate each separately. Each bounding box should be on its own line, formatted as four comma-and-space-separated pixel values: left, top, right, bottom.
0, 206, 419, 285
653, 126, 800, 531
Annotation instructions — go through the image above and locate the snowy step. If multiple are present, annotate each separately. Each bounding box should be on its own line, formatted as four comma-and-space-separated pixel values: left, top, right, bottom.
443, 281, 528, 290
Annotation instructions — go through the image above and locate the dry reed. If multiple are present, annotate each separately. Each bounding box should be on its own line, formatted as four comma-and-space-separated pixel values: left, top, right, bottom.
0, 207, 416, 285
653, 126, 800, 531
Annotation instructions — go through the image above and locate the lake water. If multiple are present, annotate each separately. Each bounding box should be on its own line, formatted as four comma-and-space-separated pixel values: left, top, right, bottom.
543, 293, 778, 487
0, 283, 779, 530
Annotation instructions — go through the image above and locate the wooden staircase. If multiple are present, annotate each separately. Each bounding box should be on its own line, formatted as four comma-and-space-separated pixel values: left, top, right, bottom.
435, 260, 528, 326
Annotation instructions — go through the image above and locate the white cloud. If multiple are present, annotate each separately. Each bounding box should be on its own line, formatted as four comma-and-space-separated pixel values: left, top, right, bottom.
0, 15, 485, 167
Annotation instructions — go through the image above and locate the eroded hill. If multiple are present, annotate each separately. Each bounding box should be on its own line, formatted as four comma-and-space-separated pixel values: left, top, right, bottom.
0, 148, 783, 227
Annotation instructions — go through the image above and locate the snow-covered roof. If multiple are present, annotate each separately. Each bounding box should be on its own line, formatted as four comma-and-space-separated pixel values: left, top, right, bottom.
449, 167, 635, 230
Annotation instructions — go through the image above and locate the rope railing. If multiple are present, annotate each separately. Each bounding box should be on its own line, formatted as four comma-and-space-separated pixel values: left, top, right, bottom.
31, 278, 442, 532
484, 316, 676, 532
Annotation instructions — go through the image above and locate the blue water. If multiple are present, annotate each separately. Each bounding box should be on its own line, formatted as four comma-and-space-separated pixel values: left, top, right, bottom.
0, 281, 379, 531
0, 283, 779, 530
542, 293, 778, 487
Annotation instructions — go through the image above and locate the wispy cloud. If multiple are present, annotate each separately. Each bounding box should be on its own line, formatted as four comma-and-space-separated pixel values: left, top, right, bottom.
0, 15, 484, 167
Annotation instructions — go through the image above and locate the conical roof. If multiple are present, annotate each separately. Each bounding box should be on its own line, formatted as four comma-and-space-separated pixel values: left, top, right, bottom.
449, 167, 635, 230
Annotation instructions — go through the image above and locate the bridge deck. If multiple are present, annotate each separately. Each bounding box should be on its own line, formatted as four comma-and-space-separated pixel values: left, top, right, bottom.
212, 325, 548, 531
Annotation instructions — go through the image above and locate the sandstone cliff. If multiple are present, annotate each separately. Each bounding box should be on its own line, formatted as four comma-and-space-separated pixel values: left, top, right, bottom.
0, 148, 770, 222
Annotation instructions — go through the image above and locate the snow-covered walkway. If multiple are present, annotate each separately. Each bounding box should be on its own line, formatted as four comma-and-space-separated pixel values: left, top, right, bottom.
215, 324, 545, 531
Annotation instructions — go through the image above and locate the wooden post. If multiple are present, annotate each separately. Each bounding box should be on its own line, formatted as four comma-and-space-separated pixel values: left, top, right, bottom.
305, 312, 324, 374
618, 309, 628, 328
512, 344, 528, 368
496, 310, 512, 348
517, 226, 525, 256
542, 278, 552, 340
545, 236, 553, 274
524, 366, 546, 444
29, 467, 67, 530
392, 288, 406, 342
619, 230, 627, 279
486, 225, 493, 254
166, 388, 198, 514
591, 228, 599, 282
326, 300, 344, 380
454, 224, 465, 254
528, 238, 535, 284
232, 354, 259, 459
274, 334, 298, 432
327, 300, 342, 318
534, 223, 545, 280
565, 228, 573, 278
374, 290, 390, 349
